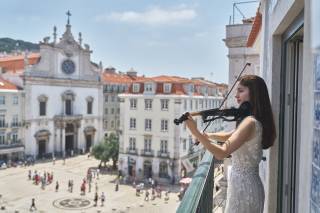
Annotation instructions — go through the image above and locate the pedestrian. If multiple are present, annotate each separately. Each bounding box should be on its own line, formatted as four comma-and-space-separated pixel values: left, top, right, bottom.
95, 182, 98, 193
151, 188, 156, 200
28, 170, 31, 180
145, 190, 149, 201
115, 183, 119, 192
100, 192, 105, 207
97, 168, 100, 180
70, 180, 73, 193
29, 198, 37, 211
94, 192, 98, 207
55, 181, 59, 192
88, 181, 91, 193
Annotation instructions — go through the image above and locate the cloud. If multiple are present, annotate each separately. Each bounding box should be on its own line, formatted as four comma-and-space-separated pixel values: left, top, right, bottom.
95, 7, 197, 26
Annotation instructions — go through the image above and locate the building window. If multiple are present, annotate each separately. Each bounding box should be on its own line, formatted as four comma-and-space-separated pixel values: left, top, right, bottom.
117, 108, 120, 114
145, 99, 152, 110
129, 137, 136, 150
12, 114, 18, 127
144, 137, 152, 151
145, 119, 152, 131
199, 100, 203, 109
130, 118, 136, 129
117, 120, 120, 127
133, 83, 140, 93
39, 101, 46, 116
0, 96, 5, 105
161, 99, 169, 110
160, 140, 168, 153
13, 96, 18, 105
183, 139, 187, 151
144, 83, 153, 92
87, 101, 93, 114
190, 100, 193, 110
0, 115, 5, 128
111, 95, 115, 102
0, 133, 5, 145
195, 100, 198, 109
111, 120, 114, 128
130, 99, 137, 109
104, 108, 108, 114
104, 120, 108, 129
104, 95, 108, 102
159, 162, 168, 178
12, 132, 18, 143
163, 83, 171, 93
111, 108, 114, 114
161, 120, 168, 131
65, 99, 72, 115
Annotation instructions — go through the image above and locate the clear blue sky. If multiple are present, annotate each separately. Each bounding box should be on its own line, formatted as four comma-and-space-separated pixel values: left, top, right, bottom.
0, 0, 259, 83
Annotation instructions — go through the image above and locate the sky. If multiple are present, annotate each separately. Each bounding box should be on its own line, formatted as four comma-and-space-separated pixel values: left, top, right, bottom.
0, 0, 259, 83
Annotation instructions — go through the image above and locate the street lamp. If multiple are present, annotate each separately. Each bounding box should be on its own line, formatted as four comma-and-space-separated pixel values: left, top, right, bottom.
169, 159, 175, 185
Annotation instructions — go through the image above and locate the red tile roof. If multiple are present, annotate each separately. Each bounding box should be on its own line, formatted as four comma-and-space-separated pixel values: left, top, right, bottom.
247, 11, 262, 47
0, 77, 19, 90
0, 53, 40, 73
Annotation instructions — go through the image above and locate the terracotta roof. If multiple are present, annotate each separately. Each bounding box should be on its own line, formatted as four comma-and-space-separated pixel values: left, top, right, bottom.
0, 53, 40, 73
0, 77, 19, 90
247, 11, 262, 47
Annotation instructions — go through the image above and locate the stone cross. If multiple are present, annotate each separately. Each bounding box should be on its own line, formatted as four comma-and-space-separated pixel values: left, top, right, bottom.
66, 10, 71, 25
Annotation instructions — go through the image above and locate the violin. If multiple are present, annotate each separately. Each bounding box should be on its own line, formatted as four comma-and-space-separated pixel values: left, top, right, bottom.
173, 101, 252, 125
173, 62, 252, 146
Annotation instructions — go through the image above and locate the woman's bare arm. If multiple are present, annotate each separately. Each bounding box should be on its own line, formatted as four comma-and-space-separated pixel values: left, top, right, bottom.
186, 116, 255, 160
205, 130, 234, 142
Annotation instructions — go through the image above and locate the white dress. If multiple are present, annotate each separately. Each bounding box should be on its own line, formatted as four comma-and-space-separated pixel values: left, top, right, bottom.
225, 116, 265, 213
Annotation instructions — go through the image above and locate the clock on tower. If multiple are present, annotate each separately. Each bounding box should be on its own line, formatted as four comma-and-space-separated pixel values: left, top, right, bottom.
61, 59, 75, 74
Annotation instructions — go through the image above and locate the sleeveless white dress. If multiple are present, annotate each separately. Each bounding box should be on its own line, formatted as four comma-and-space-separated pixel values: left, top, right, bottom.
225, 116, 265, 213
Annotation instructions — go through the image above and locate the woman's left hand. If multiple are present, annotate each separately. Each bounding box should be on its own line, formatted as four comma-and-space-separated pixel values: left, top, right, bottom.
185, 115, 199, 135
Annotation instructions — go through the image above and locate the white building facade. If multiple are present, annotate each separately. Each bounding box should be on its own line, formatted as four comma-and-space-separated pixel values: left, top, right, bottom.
118, 76, 226, 183
23, 21, 103, 158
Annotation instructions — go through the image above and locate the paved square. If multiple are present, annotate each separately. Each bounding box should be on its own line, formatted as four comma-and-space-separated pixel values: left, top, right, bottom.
0, 155, 180, 212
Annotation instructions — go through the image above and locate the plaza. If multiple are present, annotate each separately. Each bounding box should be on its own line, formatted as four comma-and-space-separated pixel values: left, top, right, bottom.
0, 155, 180, 213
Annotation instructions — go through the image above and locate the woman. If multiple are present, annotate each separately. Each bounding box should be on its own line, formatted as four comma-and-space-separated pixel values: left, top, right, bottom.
185, 75, 276, 213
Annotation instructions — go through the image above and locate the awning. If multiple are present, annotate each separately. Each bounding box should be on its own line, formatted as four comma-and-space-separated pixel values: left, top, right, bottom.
181, 159, 194, 173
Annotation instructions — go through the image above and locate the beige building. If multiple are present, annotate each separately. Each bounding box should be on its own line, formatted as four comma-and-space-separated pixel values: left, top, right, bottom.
0, 77, 24, 164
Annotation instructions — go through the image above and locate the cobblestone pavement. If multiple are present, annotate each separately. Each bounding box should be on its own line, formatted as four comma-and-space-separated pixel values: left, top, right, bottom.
0, 155, 180, 213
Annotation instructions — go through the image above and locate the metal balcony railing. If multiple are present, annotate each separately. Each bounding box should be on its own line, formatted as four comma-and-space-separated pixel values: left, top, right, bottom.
141, 149, 154, 157
126, 147, 138, 155
176, 151, 214, 213
157, 151, 170, 158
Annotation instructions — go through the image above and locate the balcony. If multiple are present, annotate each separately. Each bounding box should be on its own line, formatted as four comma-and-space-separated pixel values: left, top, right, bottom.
54, 114, 83, 121
0, 123, 8, 129
11, 122, 23, 128
141, 149, 154, 157
157, 151, 170, 158
0, 140, 24, 153
126, 148, 138, 155
177, 151, 215, 213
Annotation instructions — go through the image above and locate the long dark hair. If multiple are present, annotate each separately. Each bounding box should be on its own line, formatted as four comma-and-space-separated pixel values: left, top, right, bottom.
238, 75, 276, 149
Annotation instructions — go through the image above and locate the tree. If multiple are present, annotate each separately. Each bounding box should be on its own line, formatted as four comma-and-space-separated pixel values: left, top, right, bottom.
91, 133, 119, 169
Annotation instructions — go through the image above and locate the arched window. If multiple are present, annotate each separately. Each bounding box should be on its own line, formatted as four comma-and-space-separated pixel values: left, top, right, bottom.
38, 95, 48, 116
86, 96, 94, 114
62, 90, 75, 115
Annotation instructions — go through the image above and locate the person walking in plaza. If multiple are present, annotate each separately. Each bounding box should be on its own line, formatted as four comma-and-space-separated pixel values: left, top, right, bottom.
28, 170, 31, 180
100, 192, 105, 207
88, 181, 92, 193
185, 75, 276, 213
95, 182, 98, 193
55, 181, 59, 192
144, 190, 149, 201
93, 192, 98, 207
29, 198, 37, 211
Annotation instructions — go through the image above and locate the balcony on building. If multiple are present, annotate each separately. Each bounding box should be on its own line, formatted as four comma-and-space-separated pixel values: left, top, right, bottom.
157, 150, 170, 158
140, 149, 154, 157
126, 147, 138, 155
177, 150, 225, 213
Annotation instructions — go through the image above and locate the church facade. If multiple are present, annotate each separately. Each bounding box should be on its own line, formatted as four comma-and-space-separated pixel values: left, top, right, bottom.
23, 20, 103, 158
